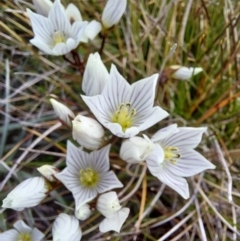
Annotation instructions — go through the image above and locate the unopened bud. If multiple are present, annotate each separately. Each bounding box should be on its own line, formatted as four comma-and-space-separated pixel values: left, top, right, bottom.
72, 115, 104, 150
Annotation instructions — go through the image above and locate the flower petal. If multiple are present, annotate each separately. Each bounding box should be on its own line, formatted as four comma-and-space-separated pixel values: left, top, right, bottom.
31, 227, 45, 241
71, 21, 88, 43
66, 140, 90, 171
52, 213, 82, 241
97, 171, 123, 194
160, 127, 207, 149
81, 94, 111, 126
165, 149, 215, 177
149, 166, 189, 199
145, 144, 165, 173
82, 52, 110, 96
129, 74, 158, 114
151, 124, 179, 142
138, 106, 169, 132
27, 9, 53, 44
65, 3, 82, 22
84, 20, 102, 40
106, 122, 140, 138
90, 144, 111, 172
99, 208, 130, 233
32, 0, 53, 16
104, 64, 131, 111
48, 0, 71, 36
0, 229, 19, 240
101, 0, 127, 29
13, 220, 32, 233
52, 38, 77, 55
50, 98, 75, 127
30, 38, 54, 55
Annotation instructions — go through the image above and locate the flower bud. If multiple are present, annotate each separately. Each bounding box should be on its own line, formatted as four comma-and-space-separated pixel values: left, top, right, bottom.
2, 177, 49, 211
82, 52, 110, 96
96, 192, 130, 233
50, 98, 75, 127
96, 191, 121, 218
170, 65, 203, 80
32, 0, 53, 16
72, 114, 104, 150
101, 0, 127, 29
120, 135, 155, 164
52, 213, 82, 241
65, 3, 82, 22
75, 204, 92, 221
37, 165, 59, 182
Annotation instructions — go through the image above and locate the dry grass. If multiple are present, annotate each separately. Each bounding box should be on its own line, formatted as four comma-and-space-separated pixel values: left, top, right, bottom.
0, 0, 240, 240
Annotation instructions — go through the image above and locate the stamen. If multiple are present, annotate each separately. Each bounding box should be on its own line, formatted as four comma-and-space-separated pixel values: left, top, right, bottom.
52, 31, 66, 46
112, 103, 136, 131
164, 146, 181, 164
18, 233, 32, 241
79, 168, 99, 188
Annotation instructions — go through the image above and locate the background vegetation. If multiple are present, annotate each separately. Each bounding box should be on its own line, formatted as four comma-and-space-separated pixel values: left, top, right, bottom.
0, 0, 240, 240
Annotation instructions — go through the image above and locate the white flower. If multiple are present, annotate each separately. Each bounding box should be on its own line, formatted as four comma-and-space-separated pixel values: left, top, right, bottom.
31, 0, 101, 41
96, 192, 130, 233
81, 65, 169, 138
55, 141, 123, 207
32, 0, 53, 16
0, 220, 44, 241
75, 204, 92, 221
82, 52, 110, 96
27, 0, 88, 55
72, 114, 105, 150
170, 65, 203, 80
120, 124, 216, 199
102, 0, 127, 29
52, 213, 82, 241
2, 177, 49, 211
50, 98, 75, 127
37, 164, 59, 182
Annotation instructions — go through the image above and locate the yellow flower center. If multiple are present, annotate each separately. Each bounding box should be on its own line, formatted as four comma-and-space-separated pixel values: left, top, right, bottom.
79, 168, 99, 188
112, 103, 136, 131
52, 31, 66, 46
164, 146, 181, 164
18, 233, 32, 241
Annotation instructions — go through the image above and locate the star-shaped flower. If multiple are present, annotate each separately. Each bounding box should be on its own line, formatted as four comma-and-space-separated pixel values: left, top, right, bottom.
0, 220, 44, 241
81, 65, 169, 138
120, 124, 215, 199
55, 141, 123, 207
27, 0, 88, 55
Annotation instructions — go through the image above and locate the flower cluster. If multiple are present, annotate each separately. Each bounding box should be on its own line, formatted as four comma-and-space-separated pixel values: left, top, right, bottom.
0, 0, 215, 239
27, 0, 127, 56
